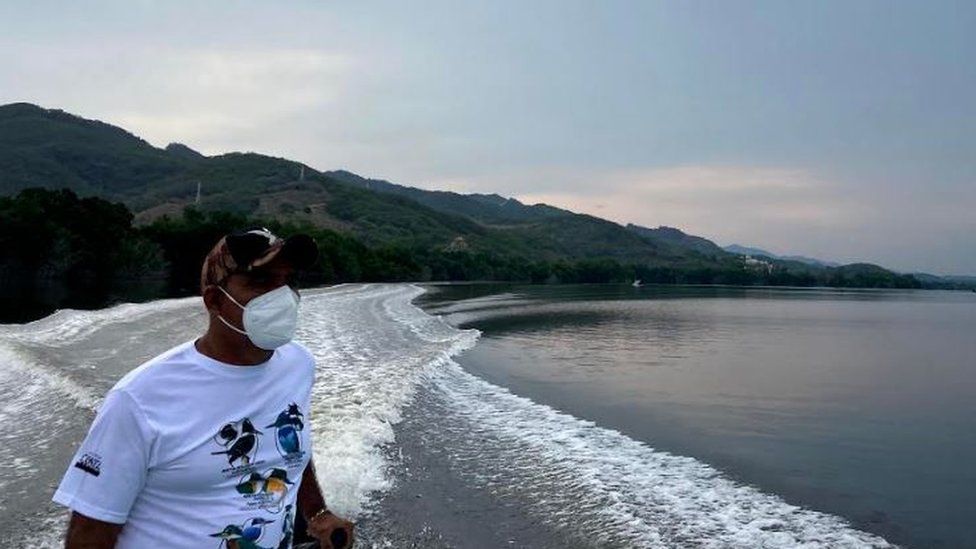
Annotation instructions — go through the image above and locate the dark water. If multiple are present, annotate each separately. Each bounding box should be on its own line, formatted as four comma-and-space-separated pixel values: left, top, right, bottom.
417, 283, 976, 549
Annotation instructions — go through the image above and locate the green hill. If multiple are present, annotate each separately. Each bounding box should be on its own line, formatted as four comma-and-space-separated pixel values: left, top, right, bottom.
323, 170, 736, 264
325, 169, 570, 225
626, 224, 727, 256
0, 102, 714, 266
0, 102, 922, 289
0, 102, 188, 197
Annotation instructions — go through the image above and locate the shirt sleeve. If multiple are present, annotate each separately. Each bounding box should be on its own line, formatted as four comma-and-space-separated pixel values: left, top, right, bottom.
52, 388, 155, 524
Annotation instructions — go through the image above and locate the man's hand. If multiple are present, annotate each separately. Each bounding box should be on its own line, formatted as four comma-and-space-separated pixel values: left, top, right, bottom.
306, 510, 355, 549
298, 458, 354, 547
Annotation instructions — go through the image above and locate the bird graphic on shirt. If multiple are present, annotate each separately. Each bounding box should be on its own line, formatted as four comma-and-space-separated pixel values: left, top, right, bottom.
286, 402, 303, 421
215, 423, 239, 445
236, 472, 267, 495
266, 404, 304, 456
266, 403, 304, 430
278, 505, 295, 549
263, 468, 294, 497
241, 517, 275, 543
272, 422, 301, 456
212, 418, 262, 466
210, 524, 272, 549
210, 524, 243, 541
237, 469, 293, 512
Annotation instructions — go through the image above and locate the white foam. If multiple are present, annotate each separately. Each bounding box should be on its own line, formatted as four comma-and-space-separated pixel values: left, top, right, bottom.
0, 296, 199, 347
0, 341, 101, 412
5, 510, 69, 549
0, 341, 101, 531
422, 355, 895, 548
296, 284, 479, 520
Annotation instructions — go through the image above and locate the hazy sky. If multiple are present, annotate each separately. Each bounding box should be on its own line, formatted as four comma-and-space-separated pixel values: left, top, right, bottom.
2, 1, 974, 274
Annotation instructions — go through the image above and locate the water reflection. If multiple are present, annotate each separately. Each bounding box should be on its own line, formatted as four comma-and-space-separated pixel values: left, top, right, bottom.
419, 283, 976, 548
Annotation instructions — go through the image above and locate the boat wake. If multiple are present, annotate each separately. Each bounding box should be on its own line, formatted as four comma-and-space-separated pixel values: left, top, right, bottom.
0, 284, 893, 548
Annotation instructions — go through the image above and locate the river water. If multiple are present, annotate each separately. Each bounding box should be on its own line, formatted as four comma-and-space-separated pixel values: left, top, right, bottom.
1, 283, 971, 547
416, 283, 976, 548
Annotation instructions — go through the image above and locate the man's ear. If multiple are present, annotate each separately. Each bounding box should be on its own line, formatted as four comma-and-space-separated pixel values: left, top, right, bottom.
202, 285, 222, 314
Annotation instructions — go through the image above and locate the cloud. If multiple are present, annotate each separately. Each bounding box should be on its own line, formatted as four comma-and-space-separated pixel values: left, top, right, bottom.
511, 164, 976, 273
518, 164, 866, 228
513, 164, 874, 259
0, 1, 972, 273
1, 45, 354, 152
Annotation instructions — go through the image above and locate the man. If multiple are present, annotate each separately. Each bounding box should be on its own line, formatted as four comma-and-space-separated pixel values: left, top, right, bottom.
53, 227, 355, 548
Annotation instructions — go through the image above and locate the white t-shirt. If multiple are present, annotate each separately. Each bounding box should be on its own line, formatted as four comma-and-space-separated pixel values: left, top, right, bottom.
53, 339, 316, 549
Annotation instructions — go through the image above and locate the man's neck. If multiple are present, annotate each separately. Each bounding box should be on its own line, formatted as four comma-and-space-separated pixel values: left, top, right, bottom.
196, 329, 274, 366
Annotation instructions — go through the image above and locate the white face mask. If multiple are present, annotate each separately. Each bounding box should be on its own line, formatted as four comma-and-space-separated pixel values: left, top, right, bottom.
217, 285, 300, 350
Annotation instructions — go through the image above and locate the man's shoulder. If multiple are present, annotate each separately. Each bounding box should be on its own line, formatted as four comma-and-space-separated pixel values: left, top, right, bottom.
111, 340, 196, 394
278, 340, 316, 378
109, 339, 314, 403
284, 340, 315, 364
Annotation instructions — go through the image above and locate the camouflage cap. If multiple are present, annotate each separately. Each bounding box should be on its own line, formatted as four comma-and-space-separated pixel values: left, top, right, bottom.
200, 227, 318, 292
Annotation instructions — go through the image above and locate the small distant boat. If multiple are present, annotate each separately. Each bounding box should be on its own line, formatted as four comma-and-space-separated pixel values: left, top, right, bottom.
631, 279, 642, 287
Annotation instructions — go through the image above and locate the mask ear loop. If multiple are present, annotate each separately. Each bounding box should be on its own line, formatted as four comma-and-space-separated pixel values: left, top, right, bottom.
215, 285, 249, 335
217, 285, 247, 309
217, 315, 249, 336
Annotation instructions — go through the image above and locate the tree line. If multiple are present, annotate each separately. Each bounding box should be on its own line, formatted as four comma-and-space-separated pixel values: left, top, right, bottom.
0, 188, 922, 321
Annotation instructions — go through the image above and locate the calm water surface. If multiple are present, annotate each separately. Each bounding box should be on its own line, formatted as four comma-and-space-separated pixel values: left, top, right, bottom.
418, 284, 976, 548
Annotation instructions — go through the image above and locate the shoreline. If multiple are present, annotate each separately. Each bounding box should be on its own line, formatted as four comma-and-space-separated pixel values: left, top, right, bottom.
4, 279, 969, 325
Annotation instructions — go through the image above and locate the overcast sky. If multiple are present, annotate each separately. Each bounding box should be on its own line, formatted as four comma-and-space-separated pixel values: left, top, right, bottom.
2, 1, 974, 274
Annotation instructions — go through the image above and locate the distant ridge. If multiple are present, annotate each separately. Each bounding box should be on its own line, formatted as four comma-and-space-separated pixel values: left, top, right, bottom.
325, 169, 570, 225
912, 273, 976, 290
0, 102, 926, 288
164, 143, 205, 160
724, 244, 840, 268
628, 225, 726, 256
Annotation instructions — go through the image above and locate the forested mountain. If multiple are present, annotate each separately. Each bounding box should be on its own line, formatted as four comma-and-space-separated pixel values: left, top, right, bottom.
325, 169, 569, 225
0, 102, 922, 290
0, 102, 187, 197
626, 225, 727, 256
0, 103, 723, 266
